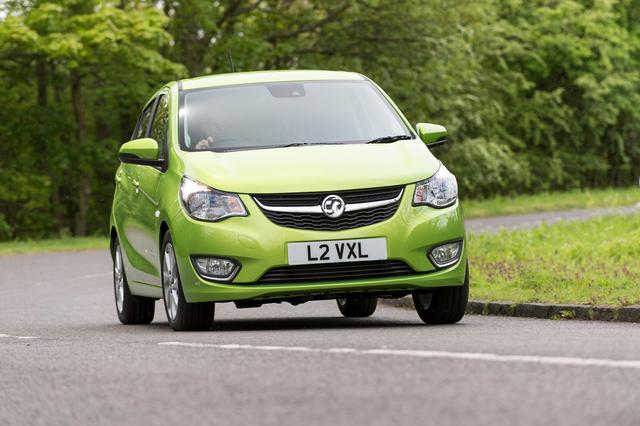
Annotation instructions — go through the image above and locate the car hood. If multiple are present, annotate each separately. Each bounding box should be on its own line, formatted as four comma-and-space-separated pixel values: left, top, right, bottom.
178, 139, 440, 194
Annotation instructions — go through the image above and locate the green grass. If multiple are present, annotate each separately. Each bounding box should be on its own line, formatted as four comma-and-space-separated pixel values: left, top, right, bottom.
0, 236, 109, 256
463, 187, 640, 219
469, 213, 640, 306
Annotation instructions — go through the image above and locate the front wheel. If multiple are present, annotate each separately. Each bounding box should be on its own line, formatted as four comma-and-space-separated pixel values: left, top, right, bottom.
113, 239, 155, 325
413, 262, 469, 324
337, 296, 377, 318
162, 232, 215, 331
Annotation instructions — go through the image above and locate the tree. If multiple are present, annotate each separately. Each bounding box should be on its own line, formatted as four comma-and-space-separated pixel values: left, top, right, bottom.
0, 0, 639, 239
0, 0, 185, 237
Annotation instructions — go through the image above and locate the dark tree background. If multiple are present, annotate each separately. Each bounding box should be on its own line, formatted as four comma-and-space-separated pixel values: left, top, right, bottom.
1, 0, 639, 239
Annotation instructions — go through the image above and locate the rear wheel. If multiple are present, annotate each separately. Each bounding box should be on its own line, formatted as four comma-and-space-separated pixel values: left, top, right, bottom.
113, 239, 155, 325
162, 232, 215, 331
413, 262, 469, 324
337, 296, 377, 318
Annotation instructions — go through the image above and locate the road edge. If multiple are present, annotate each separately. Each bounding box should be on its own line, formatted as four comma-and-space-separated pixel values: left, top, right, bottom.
382, 297, 640, 323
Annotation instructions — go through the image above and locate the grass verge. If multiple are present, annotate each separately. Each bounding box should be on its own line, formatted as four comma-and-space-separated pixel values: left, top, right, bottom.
463, 187, 640, 219
0, 236, 109, 256
469, 213, 640, 306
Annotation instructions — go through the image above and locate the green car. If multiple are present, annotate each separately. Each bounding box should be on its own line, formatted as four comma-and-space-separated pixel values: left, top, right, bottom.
110, 70, 468, 331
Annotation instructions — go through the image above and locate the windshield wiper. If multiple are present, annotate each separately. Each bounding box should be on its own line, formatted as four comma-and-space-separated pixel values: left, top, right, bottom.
278, 142, 343, 148
366, 135, 412, 144
219, 142, 343, 152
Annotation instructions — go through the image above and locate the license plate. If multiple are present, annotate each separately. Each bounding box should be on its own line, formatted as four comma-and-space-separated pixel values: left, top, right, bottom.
287, 238, 387, 265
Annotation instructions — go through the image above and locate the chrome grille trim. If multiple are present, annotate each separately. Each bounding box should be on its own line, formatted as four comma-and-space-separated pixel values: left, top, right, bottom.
252, 186, 405, 231
252, 188, 403, 214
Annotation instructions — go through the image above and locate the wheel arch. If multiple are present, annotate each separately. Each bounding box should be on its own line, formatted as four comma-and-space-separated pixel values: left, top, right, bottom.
159, 221, 170, 253
110, 226, 118, 258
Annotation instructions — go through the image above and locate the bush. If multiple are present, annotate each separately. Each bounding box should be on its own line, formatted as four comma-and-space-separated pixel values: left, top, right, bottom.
444, 139, 532, 199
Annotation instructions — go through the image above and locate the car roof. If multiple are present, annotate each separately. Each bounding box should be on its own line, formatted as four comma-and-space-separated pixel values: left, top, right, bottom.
176, 70, 367, 91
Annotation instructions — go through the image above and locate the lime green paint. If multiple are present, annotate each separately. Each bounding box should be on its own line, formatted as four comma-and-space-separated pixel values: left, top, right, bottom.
172, 195, 467, 303
119, 138, 160, 160
110, 71, 466, 303
416, 123, 447, 146
178, 141, 440, 193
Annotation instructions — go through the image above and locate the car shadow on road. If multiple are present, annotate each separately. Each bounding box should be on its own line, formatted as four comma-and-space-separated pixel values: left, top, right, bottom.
213, 317, 427, 332
137, 316, 458, 332
89, 316, 468, 334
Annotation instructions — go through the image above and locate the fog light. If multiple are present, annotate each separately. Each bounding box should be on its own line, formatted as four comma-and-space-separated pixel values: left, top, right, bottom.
428, 241, 462, 268
192, 257, 240, 281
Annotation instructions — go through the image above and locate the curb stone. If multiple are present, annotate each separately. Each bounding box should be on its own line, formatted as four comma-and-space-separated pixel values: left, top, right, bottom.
382, 297, 640, 323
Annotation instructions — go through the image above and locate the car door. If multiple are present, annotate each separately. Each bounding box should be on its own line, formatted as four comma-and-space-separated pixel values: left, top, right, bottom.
118, 97, 159, 285
127, 93, 170, 286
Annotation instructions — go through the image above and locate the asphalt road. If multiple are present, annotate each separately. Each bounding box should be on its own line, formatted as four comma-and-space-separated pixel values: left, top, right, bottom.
2, 245, 640, 426
466, 204, 640, 233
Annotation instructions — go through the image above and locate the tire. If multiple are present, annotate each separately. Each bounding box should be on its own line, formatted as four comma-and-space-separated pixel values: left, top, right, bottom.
112, 239, 155, 325
161, 232, 215, 331
412, 262, 469, 324
336, 296, 378, 318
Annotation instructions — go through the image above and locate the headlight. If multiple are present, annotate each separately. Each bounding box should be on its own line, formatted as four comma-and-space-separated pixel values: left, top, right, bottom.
413, 164, 458, 208
180, 176, 247, 221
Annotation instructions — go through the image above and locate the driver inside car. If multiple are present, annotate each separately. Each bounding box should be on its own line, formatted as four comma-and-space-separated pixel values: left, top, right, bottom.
192, 119, 218, 150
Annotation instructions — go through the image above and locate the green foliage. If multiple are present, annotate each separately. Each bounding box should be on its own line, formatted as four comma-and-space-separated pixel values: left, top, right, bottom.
469, 213, 640, 306
0, 236, 108, 255
463, 186, 640, 218
0, 0, 639, 239
447, 139, 531, 198
0, 0, 186, 238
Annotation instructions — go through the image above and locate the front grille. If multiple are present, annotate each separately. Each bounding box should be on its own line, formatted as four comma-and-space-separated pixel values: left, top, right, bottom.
253, 186, 403, 231
254, 186, 403, 207
261, 203, 399, 231
257, 260, 416, 284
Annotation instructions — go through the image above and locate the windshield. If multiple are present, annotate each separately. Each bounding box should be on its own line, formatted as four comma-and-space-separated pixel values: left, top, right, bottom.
179, 80, 412, 152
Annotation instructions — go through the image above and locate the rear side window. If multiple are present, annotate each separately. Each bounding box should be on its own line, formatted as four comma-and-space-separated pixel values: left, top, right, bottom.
133, 101, 155, 140
149, 95, 169, 157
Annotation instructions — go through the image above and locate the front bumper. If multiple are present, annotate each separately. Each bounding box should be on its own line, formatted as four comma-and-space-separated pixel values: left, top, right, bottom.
170, 185, 467, 303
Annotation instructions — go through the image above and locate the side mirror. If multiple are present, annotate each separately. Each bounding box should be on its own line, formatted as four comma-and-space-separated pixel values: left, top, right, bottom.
119, 138, 164, 167
416, 123, 447, 147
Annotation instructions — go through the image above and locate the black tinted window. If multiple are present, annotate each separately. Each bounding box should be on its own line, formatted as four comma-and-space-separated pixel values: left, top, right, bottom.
133, 101, 155, 140
149, 95, 169, 156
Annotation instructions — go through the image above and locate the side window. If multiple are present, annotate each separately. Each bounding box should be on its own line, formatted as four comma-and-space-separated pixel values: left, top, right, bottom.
132, 100, 155, 140
149, 95, 169, 158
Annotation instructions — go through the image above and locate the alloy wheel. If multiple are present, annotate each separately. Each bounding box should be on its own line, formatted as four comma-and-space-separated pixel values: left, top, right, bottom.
114, 245, 125, 313
163, 243, 180, 322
